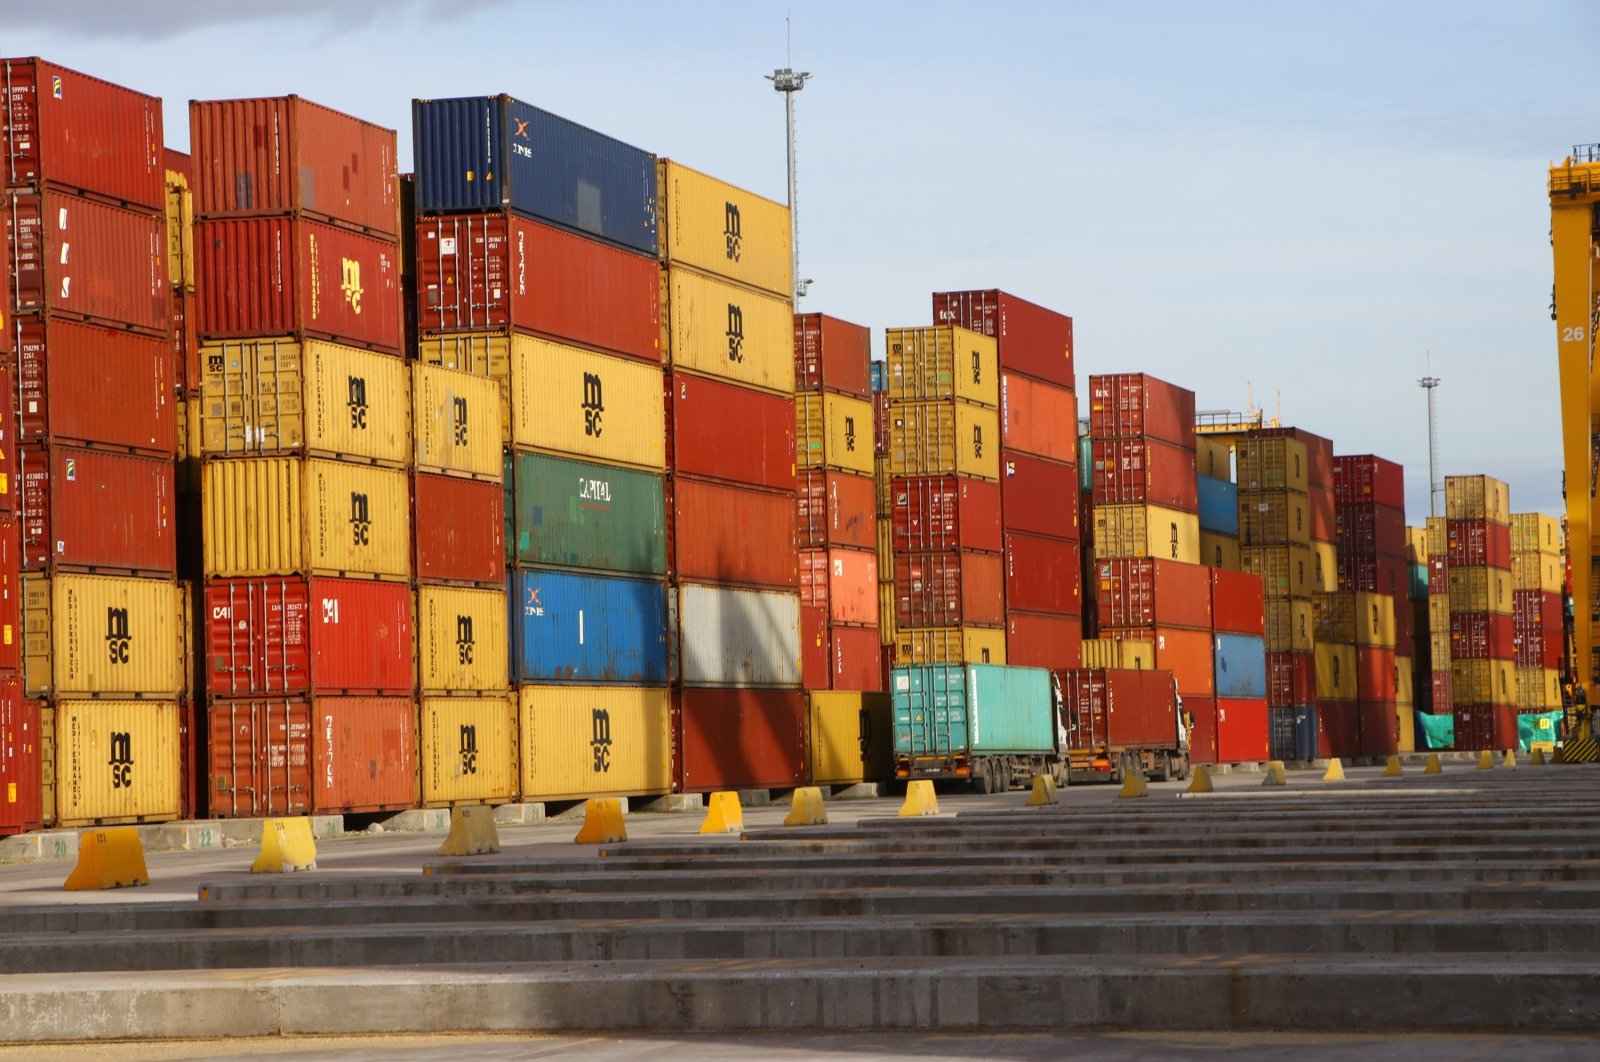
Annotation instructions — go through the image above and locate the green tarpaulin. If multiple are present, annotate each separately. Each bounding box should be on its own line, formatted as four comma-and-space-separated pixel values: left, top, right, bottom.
1415, 711, 1454, 750
1517, 711, 1565, 751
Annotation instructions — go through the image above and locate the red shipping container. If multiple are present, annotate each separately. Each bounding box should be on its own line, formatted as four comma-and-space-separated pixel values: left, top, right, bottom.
1257, 427, 1335, 491
1000, 373, 1077, 460
1095, 557, 1211, 631
800, 547, 877, 626
171, 288, 198, 396
194, 216, 402, 353
1541, 591, 1564, 670
830, 625, 884, 691
415, 213, 659, 363
205, 697, 313, 818
669, 373, 795, 491
1187, 695, 1217, 765
0, 366, 15, 517
414, 473, 504, 587
1445, 519, 1512, 569
873, 393, 890, 457
1087, 373, 1194, 447
1357, 647, 1397, 702
800, 605, 828, 690
1308, 485, 1335, 544
1005, 533, 1080, 615
16, 317, 175, 453
1333, 455, 1404, 509
670, 476, 796, 590
177, 693, 196, 821
675, 687, 807, 792
1266, 651, 1317, 708
313, 695, 417, 814
1057, 667, 1181, 753
190, 96, 399, 236
1090, 437, 1198, 511
0, 682, 40, 834
5, 189, 168, 334
1337, 554, 1408, 597
1211, 568, 1266, 636
931, 289, 1075, 390
1102, 625, 1214, 696
1335, 502, 1406, 559
1216, 698, 1269, 763
204, 576, 414, 696
797, 469, 875, 550
0, 518, 19, 674
891, 475, 1002, 554
1004, 611, 1082, 670
1451, 705, 1511, 752
21, 446, 174, 574
1430, 670, 1454, 714
1000, 450, 1079, 542
1318, 699, 1359, 759
1427, 555, 1449, 595
1, 59, 164, 210
1449, 610, 1515, 661
794, 313, 870, 397
1358, 699, 1399, 757
894, 550, 1003, 628
1394, 614, 1415, 659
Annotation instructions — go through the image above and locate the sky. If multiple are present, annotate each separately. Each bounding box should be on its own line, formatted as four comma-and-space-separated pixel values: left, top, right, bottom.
6, 0, 1594, 519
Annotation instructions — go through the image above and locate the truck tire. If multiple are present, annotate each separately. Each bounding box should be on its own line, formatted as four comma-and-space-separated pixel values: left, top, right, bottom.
1154, 752, 1173, 783
1172, 754, 1191, 781
972, 761, 993, 795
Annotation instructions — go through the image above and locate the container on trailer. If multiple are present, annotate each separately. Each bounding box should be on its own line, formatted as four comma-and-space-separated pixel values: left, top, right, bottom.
891, 475, 1002, 554
414, 474, 504, 587
675, 687, 807, 791
1091, 504, 1200, 564
499, 332, 665, 465
1005, 534, 1081, 615
795, 391, 873, 476
892, 663, 1056, 774
831, 625, 886, 691
999, 452, 1079, 542
1216, 697, 1268, 763
1087, 373, 1194, 447
797, 469, 875, 550
1211, 568, 1265, 636
893, 550, 1002, 628
420, 695, 517, 806
658, 158, 789, 295
1214, 634, 1267, 699
894, 626, 1007, 667
52, 700, 179, 826
412, 363, 502, 479
931, 290, 1075, 390
1095, 557, 1211, 631
794, 313, 871, 397
520, 685, 671, 800
310, 695, 417, 814
884, 326, 998, 407
417, 586, 508, 693
511, 568, 668, 685
1197, 475, 1238, 535
662, 266, 794, 394
15, 320, 174, 453
670, 476, 794, 589
808, 690, 893, 784
799, 547, 877, 627
1090, 436, 1198, 511
676, 582, 800, 688
5, 189, 167, 334
1057, 668, 1178, 754
1333, 455, 1404, 508
1004, 612, 1082, 670
672, 373, 796, 489
23, 571, 182, 699
888, 401, 1000, 481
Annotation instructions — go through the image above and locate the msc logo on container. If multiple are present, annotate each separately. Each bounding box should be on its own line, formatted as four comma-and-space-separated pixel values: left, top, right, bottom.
590, 708, 612, 772
971, 349, 982, 385
581, 372, 605, 437
971, 423, 984, 460
725, 304, 744, 363
455, 615, 475, 666
452, 396, 469, 447
347, 375, 368, 430
458, 724, 478, 775
340, 258, 363, 313
843, 415, 857, 453
723, 202, 741, 261
108, 731, 133, 790
105, 608, 131, 665
350, 492, 371, 546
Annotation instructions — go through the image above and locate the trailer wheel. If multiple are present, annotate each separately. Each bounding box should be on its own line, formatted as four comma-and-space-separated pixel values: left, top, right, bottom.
1172, 754, 1191, 781
1153, 752, 1173, 783
972, 761, 993, 795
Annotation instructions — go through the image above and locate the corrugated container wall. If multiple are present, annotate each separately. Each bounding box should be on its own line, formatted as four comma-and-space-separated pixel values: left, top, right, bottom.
930, 290, 1075, 390
510, 569, 668, 685
658, 159, 790, 296
519, 686, 672, 801
26, 574, 182, 698
420, 696, 518, 806
414, 474, 504, 587
52, 700, 179, 825
677, 583, 801, 688
662, 267, 794, 394
508, 335, 665, 467
16, 320, 175, 453
511, 452, 666, 575
21, 447, 175, 575
417, 586, 510, 692
794, 314, 871, 397
6, 190, 167, 334
412, 363, 502, 479
672, 373, 796, 489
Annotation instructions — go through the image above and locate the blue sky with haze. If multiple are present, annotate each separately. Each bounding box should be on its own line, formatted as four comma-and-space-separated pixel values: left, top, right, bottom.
7, 1, 1595, 518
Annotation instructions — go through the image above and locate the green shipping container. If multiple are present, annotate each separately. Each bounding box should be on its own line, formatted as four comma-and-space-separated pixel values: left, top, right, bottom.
891, 663, 1055, 774
512, 451, 667, 574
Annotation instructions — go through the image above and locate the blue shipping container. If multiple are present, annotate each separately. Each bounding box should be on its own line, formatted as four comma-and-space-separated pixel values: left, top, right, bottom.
1197, 476, 1239, 536
1293, 705, 1319, 760
1213, 634, 1267, 699
870, 360, 887, 394
413, 95, 658, 256
892, 664, 1055, 770
510, 569, 668, 684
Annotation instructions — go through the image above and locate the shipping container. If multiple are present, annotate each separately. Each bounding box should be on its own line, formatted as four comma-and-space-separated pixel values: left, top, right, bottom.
931, 289, 1074, 390
1445, 518, 1513, 569
414, 474, 504, 587
893, 664, 1055, 774
1239, 489, 1311, 547
808, 690, 893, 784
0, 683, 41, 833
20, 446, 174, 575
1318, 699, 1359, 759
51, 700, 179, 825
1211, 568, 1265, 636
511, 569, 667, 685
1333, 455, 1404, 509
892, 475, 1003, 554
797, 469, 875, 550
1004, 611, 1082, 670
1446, 567, 1514, 616
504, 334, 665, 466
203, 576, 412, 697
1357, 646, 1397, 704
412, 363, 501, 479
201, 458, 410, 579
413, 96, 657, 255
1256, 427, 1334, 490
1090, 436, 1197, 511
309, 695, 417, 813
417, 586, 508, 693
676, 582, 801, 688
885, 326, 998, 407
16, 319, 174, 453
874, 393, 890, 457
794, 313, 871, 398
1450, 704, 1515, 751
420, 695, 517, 805
1240, 544, 1315, 600
1266, 704, 1297, 760
1001, 533, 1080, 616
1509, 513, 1561, 556
795, 391, 873, 476
198, 338, 408, 462
0, 368, 14, 515
1511, 552, 1563, 592
670, 476, 795, 589
889, 401, 1000, 482
663, 265, 793, 394
1081, 637, 1155, 671
1513, 667, 1562, 709
1336, 551, 1406, 597
1057, 667, 1180, 756
658, 159, 789, 295
999, 451, 1079, 542
1236, 437, 1309, 493
6, 189, 167, 334
512, 451, 665, 575
205, 697, 311, 817
171, 289, 197, 397
194, 216, 402, 353
800, 604, 828, 689
1185, 694, 1217, 765
831, 625, 886, 691
1197, 476, 1238, 536
1336, 502, 1407, 560
1215, 697, 1269, 763
1308, 485, 1335, 544
1201, 531, 1241, 571
1214, 635, 1267, 699
1450, 658, 1516, 706
673, 372, 797, 488
1195, 436, 1232, 481
1444, 475, 1511, 524
520, 685, 671, 800
800, 547, 878, 626
164, 151, 194, 290
415, 213, 659, 361
1087, 374, 1194, 448
676, 686, 807, 791
1315, 643, 1358, 701
0, 523, 21, 676
1091, 504, 1201, 564
1314, 591, 1398, 648
1264, 599, 1315, 653
24, 574, 180, 698
894, 626, 1007, 666
892, 550, 1002, 628
1095, 557, 1211, 631
190, 96, 398, 235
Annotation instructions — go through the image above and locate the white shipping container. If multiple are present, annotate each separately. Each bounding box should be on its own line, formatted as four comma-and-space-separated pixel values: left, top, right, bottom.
676, 583, 801, 688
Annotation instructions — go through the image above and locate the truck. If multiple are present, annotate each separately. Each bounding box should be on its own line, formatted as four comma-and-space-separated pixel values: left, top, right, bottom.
1056, 667, 1190, 783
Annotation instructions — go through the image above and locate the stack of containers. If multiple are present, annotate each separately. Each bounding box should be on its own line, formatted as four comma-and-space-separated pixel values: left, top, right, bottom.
1313, 590, 1396, 758
1087, 375, 1217, 732
1333, 455, 1408, 756
1197, 435, 1240, 570
656, 158, 804, 794
1444, 475, 1515, 750
884, 326, 1004, 666
793, 314, 879, 691
1405, 525, 1431, 739
873, 365, 895, 677
410, 95, 671, 805
1510, 513, 1563, 716
1425, 516, 1454, 718
931, 290, 1080, 667
5, 59, 183, 829
192, 96, 414, 818
1210, 568, 1268, 763
1237, 433, 1316, 759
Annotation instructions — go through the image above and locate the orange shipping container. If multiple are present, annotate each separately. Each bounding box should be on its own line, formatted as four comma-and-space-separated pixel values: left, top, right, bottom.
1000, 373, 1078, 460
1102, 624, 1215, 697
798, 547, 878, 627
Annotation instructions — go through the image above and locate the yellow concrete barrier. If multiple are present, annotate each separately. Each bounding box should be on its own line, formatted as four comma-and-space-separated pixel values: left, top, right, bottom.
574, 798, 627, 844
251, 818, 317, 874
1118, 769, 1149, 799
1477, 750, 1494, 771
437, 805, 500, 856
898, 779, 939, 817
699, 791, 744, 835
1552, 745, 1566, 764
1424, 753, 1442, 774
1383, 756, 1402, 777
783, 787, 828, 826
1322, 758, 1345, 782
1262, 761, 1287, 787
64, 827, 148, 891
1531, 747, 1547, 766
1025, 774, 1059, 806
1186, 765, 1214, 794
1502, 749, 1517, 769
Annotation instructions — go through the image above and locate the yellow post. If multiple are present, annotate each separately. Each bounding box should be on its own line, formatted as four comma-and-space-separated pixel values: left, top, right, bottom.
1185, 765, 1214, 794
437, 805, 500, 857
574, 798, 627, 844
898, 779, 940, 817
251, 818, 317, 873
1424, 753, 1442, 774
1322, 758, 1345, 782
1477, 750, 1494, 771
699, 791, 744, 835
1025, 774, 1059, 806
1382, 756, 1402, 777
783, 787, 828, 826
64, 828, 148, 891
1501, 749, 1517, 769
1118, 770, 1149, 799
1532, 747, 1548, 766
1262, 761, 1287, 787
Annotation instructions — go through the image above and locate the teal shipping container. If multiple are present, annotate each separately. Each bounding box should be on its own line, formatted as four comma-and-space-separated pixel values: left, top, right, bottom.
891, 664, 1055, 773
511, 451, 667, 574
1409, 562, 1429, 601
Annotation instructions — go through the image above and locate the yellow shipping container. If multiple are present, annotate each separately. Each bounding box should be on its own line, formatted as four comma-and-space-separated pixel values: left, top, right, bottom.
512, 335, 666, 469
52, 700, 180, 826
1080, 638, 1155, 670
177, 581, 193, 698
1511, 552, 1563, 592
808, 691, 893, 785
1311, 541, 1338, 593
875, 455, 892, 517
1397, 704, 1415, 753
1315, 643, 1358, 700
164, 166, 193, 292
1445, 475, 1510, 524
1239, 490, 1311, 547
39, 703, 55, 824
877, 580, 897, 647
884, 326, 999, 409
1510, 513, 1561, 557
657, 159, 791, 298
199, 339, 409, 464
1451, 659, 1514, 705
1514, 668, 1562, 710
1264, 598, 1315, 653
420, 694, 518, 806
1405, 526, 1429, 565
1314, 591, 1396, 648
796, 392, 873, 476
25, 575, 182, 699
1200, 532, 1240, 571
1446, 567, 1513, 616
417, 587, 510, 693
876, 519, 894, 572
1425, 516, 1448, 560
889, 400, 999, 482
416, 332, 514, 444
412, 363, 502, 480
178, 394, 202, 495
1236, 437, 1308, 493
1396, 654, 1415, 707
1241, 544, 1315, 600
1195, 435, 1232, 481
894, 627, 1006, 667
518, 686, 672, 801
1093, 504, 1201, 564
662, 265, 793, 395
202, 458, 411, 580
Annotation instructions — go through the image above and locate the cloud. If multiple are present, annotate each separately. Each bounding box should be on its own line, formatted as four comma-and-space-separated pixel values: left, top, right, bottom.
5, 0, 519, 40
